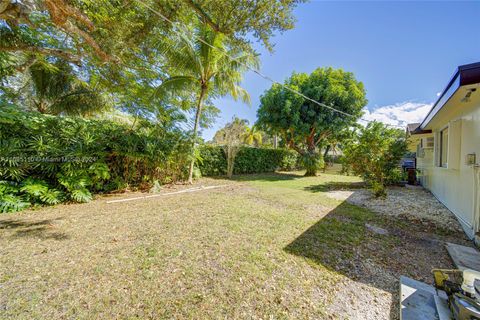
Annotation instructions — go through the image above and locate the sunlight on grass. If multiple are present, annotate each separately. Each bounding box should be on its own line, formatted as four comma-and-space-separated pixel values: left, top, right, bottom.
0, 169, 461, 319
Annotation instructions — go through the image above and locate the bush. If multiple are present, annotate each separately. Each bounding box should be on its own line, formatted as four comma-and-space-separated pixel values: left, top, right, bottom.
198, 145, 300, 176
0, 106, 190, 212
342, 121, 407, 197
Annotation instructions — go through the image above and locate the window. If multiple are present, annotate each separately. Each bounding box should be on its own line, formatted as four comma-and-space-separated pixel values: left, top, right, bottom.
440, 127, 449, 167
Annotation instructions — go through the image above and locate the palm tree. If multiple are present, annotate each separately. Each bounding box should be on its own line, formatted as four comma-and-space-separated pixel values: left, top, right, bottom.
27, 59, 108, 116
157, 22, 258, 183
243, 125, 263, 147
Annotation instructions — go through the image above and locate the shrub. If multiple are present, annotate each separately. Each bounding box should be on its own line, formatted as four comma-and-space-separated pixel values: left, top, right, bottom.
197, 145, 227, 176
342, 121, 407, 197
198, 145, 300, 176
0, 106, 190, 212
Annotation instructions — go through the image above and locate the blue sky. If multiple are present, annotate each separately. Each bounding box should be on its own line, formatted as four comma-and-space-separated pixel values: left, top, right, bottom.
203, 1, 480, 140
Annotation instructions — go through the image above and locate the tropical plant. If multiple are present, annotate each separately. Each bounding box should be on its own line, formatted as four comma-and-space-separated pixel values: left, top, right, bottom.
25, 59, 109, 116
257, 67, 367, 176
243, 125, 263, 147
0, 105, 190, 212
212, 117, 249, 178
342, 121, 407, 197
156, 22, 259, 183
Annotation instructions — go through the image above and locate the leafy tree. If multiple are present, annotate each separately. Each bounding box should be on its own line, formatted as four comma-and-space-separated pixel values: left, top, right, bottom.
182, 0, 305, 51
342, 121, 407, 197
2, 0, 302, 127
0, 0, 109, 61
257, 67, 367, 176
212, 117, 249, 178
1, 0, 303, 57
157, 22, 258, 183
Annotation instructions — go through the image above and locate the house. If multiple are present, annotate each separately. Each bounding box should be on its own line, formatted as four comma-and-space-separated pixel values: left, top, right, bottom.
407, 62, 480, 239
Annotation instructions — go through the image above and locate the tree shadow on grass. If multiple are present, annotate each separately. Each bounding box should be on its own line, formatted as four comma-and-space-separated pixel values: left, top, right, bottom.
284, 199, 459, 319
0, 218, 68, 240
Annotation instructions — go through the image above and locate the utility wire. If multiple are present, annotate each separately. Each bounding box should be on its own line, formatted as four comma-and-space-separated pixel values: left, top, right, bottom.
135, 0, 406, 129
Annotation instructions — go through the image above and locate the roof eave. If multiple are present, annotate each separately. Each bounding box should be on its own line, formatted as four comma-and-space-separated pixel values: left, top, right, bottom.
420, 62, 480, 130
420, 71, 460, 130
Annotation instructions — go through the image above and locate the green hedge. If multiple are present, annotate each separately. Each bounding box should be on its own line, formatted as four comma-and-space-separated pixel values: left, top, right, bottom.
0, 106, 190, 212
0, 107, 301, 212
198, 145, 300, 176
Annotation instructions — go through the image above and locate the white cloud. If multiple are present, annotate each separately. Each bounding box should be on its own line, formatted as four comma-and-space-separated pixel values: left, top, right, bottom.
360, 102, 432, 128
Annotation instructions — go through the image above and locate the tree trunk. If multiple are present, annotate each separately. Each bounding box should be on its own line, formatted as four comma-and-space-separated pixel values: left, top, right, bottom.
302, 150, 324, 177
226, 146, 234, 179
187, 86, 206, 184
36, 100, 48, 114
304, 166, 317, 176
322, 145, 331, 173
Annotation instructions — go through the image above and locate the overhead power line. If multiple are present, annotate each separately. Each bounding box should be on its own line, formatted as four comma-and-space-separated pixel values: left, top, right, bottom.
134, 0, 405, 129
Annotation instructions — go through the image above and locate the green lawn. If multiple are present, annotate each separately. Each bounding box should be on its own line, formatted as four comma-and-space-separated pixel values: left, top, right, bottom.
0, 168, 463, 319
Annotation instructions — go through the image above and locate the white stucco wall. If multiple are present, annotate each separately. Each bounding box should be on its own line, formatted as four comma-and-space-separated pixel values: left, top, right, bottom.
416, 104, 480, 238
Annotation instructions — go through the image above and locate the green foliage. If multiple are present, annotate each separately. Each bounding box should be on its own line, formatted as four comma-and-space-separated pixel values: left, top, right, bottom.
25, 59, 110, 116
257, 67, 367, 176
198, 145, 300, 176
197, 145, 227, 176
157, 22, 259, 182
279, 151, 301, 171
0, 193, 30, 213
213, 117, 249, 178
242, 125, 263, 147
20, 178, 63, 205
0, 106, 190, 212
0, 181, 29, 213
301, 152, 325, 176
342, 121, 408, 197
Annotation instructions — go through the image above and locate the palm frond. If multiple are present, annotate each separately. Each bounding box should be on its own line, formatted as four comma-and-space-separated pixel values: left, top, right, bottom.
155, 75, 197, 99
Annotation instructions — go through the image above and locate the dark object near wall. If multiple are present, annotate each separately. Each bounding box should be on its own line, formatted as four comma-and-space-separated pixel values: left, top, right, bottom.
407, 168, 416, 185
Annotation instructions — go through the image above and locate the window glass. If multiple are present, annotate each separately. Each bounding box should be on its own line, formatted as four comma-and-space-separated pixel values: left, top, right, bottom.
440, 127, 449, 167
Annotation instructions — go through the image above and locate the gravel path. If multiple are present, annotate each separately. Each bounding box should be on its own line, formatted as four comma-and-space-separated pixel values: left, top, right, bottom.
324, 185, 470, 319
325, 186, 464, 233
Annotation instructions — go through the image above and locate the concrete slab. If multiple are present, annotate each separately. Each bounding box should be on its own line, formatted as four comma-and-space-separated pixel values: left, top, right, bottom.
400, 276, 439, 320
446, 242, 480, 271
433, 294, 451, 320
365, 223, 389, 235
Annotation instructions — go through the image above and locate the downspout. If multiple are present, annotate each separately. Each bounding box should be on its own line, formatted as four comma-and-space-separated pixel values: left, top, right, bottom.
474, 165, 480, 243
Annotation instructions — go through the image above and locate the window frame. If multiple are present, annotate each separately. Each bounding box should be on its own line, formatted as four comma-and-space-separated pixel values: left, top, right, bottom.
439, 126, 449, 168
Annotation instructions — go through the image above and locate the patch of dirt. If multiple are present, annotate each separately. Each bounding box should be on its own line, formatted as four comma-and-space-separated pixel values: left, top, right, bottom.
328, 263, 396, 320
319, 190, 472, 320
326, 223, 462, 320
325, 186, 464, 233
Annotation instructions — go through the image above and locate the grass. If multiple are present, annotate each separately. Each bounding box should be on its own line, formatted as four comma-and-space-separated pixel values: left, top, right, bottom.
0, 166, 465, 319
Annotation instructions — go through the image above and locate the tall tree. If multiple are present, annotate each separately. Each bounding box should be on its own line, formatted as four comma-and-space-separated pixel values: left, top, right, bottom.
157, 22, 258, 183
182, 0, 305, 51
257, 67, 367, 176
2, 0, 302, 124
